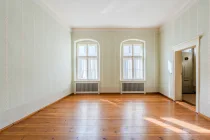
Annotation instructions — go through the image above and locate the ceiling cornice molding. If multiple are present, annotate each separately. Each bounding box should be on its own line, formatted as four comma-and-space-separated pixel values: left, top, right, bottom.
72, 28, 159, 32
160, 0, 199, 29
31, 0, 70, 32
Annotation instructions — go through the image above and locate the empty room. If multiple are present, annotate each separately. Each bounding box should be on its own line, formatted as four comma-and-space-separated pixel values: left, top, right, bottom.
0, 0, 210, 140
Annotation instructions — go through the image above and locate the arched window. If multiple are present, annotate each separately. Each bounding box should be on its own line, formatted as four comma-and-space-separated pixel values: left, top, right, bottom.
74, 39, 100, 81
120, 39, 146, 81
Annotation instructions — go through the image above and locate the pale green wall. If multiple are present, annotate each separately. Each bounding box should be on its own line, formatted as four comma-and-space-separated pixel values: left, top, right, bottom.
72, 29, 159, 93
0, 0, 71, 129
160, 0, 210, 117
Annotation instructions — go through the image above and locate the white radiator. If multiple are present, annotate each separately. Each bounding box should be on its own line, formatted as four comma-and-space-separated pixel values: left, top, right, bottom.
121, 82, 146, 94
74, 82, 100, 94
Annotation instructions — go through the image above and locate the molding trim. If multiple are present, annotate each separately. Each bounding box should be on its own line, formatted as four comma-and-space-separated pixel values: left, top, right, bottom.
0, 94, 71, 132
159, 92, 175, 102
172, 35, 203, 51
72, 92, 159, 94
72, 28, 159, 32
31, 0, 70, 31
198, 113, 210, 121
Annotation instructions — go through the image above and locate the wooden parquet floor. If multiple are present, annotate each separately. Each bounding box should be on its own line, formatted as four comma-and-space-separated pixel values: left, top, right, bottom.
0, 94, 210, 140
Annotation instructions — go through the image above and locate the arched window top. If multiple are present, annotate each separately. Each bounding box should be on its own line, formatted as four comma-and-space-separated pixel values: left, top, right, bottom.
121, 39, 146, 45
120, 39, 146, 81
74, 39, 100, 45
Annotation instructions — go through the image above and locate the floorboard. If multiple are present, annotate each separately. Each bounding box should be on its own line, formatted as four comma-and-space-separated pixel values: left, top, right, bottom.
0, 94, 210, 140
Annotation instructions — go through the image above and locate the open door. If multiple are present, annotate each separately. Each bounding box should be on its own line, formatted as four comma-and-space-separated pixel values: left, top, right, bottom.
181, 48, 196, 106
182, 49, 194, 94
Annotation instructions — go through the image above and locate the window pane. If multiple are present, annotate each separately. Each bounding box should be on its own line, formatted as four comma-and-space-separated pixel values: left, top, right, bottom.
88, 44, 97, 56
77, 58, 87, 79
78, 45, 87, 56
88, 58, 98, 80
134, 58, 143, 79
133, 45, 143, 56
123, 58, 132, 79
123, 45, 132, 56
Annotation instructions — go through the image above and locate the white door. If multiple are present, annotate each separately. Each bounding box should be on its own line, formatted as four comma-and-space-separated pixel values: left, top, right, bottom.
182, 51, 194, 93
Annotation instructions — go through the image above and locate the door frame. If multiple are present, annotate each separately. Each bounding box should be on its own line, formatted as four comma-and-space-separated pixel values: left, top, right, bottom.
172, 36, 201, 113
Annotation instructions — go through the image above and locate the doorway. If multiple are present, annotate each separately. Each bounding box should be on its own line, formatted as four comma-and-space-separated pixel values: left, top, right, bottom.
181, 48, 196, 106
172, 36, 200, 113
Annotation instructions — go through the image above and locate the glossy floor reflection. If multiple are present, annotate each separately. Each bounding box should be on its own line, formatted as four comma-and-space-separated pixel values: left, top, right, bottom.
0, 94, 210, 140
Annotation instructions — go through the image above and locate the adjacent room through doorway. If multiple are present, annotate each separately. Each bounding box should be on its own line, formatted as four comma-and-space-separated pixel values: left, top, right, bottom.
181, 48, 196, 106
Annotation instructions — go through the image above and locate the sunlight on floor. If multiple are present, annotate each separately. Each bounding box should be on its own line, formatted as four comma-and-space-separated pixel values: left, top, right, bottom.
144, 118, 187, 133
162, 117, 210, 133
100, 99, 120, 107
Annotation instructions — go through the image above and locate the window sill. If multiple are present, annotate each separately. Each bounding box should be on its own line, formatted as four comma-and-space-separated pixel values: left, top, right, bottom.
74, 80, 100, 82
120, 80, 146, 82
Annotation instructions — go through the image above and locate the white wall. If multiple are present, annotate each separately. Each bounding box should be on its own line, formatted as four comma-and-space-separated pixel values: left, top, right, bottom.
0, 0, 71, 129
72, 29, 159, 93
160, 0, 210, 117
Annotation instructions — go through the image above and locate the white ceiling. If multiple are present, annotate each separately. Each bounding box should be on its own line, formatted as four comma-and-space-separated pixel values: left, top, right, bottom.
41, 0, 190, 28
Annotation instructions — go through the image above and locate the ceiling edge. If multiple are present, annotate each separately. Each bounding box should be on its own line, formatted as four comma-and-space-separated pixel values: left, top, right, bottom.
72, 28, 159, 32
31, 0, 70, 32
160, 0, 199, 28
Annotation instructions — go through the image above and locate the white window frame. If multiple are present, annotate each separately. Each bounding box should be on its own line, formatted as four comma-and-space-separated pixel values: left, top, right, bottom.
74, 39, 100, 82
120, 39, 146, 81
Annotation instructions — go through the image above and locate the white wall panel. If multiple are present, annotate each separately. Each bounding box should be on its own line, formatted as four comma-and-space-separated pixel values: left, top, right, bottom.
197, 0, 210, 117
189, 3, 198, 38
174, 17, 181, 44
0, 0, 7, 112
34, 3, 45, 99
181, 10, 190, 42
7, 0, 23, 107
22, 0, 35, 102
0, 0, 71, 129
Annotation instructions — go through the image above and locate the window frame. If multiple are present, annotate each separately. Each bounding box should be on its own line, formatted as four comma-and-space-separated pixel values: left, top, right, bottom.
120, 39, 146, 81
74, 39, 100, 82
